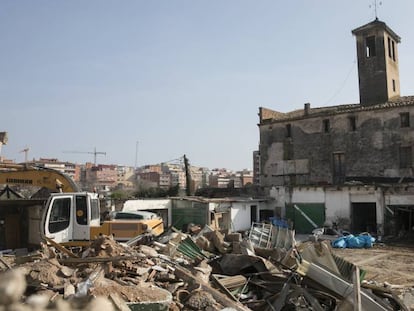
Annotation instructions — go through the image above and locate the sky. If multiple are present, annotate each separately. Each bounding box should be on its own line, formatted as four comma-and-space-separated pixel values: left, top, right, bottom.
1, 1, 414, 171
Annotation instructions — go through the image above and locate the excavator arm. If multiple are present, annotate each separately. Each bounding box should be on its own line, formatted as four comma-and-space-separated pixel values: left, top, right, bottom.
0, 165, 79, 193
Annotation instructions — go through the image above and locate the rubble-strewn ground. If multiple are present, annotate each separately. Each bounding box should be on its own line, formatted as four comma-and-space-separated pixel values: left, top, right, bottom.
332, 243, 414, 286
1, 228, 414, 311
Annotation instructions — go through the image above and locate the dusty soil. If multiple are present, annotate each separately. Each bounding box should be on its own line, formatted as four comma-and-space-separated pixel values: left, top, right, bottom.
91, 282, 169, 302
331, 244, 414, 286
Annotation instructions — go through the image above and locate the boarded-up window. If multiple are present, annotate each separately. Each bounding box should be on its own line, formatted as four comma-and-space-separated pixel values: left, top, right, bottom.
400, 112, 410, 128
333, 152, 345, 184
348, 116, 356, 131
400, 146, 412, 168
323, 119, 330, 133
286, 124, 292, 138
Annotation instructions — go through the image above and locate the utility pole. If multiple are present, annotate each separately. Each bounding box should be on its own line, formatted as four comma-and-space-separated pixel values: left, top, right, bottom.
183, 154, 191, 196
135, 141, 139, 170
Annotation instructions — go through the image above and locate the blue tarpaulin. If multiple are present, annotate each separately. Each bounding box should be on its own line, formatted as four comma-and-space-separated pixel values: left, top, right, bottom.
332, 234, 375, 249
269, 217, 289, 228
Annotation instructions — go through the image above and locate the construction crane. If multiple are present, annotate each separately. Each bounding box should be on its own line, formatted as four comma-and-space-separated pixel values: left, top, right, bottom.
20, 147, 30, 163
63, 147, 106, 165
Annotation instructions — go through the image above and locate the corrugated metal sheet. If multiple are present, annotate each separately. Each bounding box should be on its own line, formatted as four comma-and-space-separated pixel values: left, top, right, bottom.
332, 252, 366, 282
176, 236, 208, 260
248, 222, 295, 250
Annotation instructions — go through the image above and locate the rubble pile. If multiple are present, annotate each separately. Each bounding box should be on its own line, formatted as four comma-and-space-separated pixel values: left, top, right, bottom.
0, 224, 412, 310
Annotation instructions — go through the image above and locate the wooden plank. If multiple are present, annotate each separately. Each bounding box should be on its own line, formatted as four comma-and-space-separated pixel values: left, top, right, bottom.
354, 266, 361, 311
0, 256, 12, 270
211, 274, 238, 301
216, 275, 247, 289
44, 237, 78, 258
109, 292, 130, 311
60, 255, 136, 265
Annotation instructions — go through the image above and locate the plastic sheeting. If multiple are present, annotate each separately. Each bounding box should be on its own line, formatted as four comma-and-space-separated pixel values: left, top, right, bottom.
331, 234, 375, 249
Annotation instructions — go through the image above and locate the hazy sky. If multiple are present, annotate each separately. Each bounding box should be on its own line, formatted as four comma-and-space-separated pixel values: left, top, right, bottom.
1, 1, 414, 170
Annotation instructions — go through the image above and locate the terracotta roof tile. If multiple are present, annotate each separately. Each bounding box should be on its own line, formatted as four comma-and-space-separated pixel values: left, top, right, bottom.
260, 96, 414, 123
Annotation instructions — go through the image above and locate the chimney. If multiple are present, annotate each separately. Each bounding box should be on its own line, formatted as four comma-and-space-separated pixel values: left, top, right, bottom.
304, 103, 310, 116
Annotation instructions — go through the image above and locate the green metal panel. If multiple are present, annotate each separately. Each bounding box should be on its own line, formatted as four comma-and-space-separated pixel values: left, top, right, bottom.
286, 203, 325, 234
171, 203, 208, 230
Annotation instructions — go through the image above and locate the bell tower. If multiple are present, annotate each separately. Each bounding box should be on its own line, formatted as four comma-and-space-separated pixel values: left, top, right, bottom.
352, 19, 401, 106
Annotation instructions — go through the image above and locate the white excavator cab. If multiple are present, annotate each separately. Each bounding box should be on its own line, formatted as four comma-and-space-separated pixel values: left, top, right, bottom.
42, 192, 100, 244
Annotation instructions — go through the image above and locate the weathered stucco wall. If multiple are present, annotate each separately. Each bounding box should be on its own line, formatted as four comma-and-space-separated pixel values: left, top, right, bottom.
291, 188, 325, 203
259, 104, 414, 189
272, 185, 414, 234
325, 189, 350, 222
230, 203, 252, 232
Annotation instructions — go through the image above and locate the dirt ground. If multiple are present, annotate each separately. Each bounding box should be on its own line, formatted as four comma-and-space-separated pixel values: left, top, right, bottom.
331, 242, 414, 287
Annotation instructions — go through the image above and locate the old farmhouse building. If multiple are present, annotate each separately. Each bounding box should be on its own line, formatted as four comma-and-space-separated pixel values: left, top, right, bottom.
258, 19, 414, 236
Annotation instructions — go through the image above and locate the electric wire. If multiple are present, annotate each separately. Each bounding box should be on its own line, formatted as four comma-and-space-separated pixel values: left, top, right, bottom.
324, 58, 357, 106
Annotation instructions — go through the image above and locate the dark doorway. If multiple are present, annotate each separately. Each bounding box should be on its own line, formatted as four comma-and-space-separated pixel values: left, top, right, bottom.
394, 206, 414, 234
251, 205, 257, 223
259, 209, 274, 222
352, 203, 376, 234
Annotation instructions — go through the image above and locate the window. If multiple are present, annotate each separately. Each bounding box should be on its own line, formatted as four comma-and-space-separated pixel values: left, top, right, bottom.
48, 197, 71, 233
388, 37, 392, 58
399, 146, 412, 169
333, 152, 345, 184
286, 124, 292, 138
392, 40, 396, 61
348, 116, 356, 131
400, 112, 410, 128
392, 79, 396, 92
323, 119, 330, 133
91, 198, 100, 220
75, 196, 88, 225
388, 37, 396, 61
365, 36, 376, 57
114, 212, 144, 220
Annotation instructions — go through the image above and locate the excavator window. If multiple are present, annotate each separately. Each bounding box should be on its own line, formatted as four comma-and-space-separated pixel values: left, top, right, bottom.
91, 198, 100, 221
75, 196, 88, 225
49, 198, 71, 233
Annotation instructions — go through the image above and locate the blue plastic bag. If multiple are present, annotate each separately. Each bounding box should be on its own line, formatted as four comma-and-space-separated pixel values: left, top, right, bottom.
332, 234, 375, 248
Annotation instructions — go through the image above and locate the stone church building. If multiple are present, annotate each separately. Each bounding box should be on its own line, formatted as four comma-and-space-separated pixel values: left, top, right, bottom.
258, 19, 414, 236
